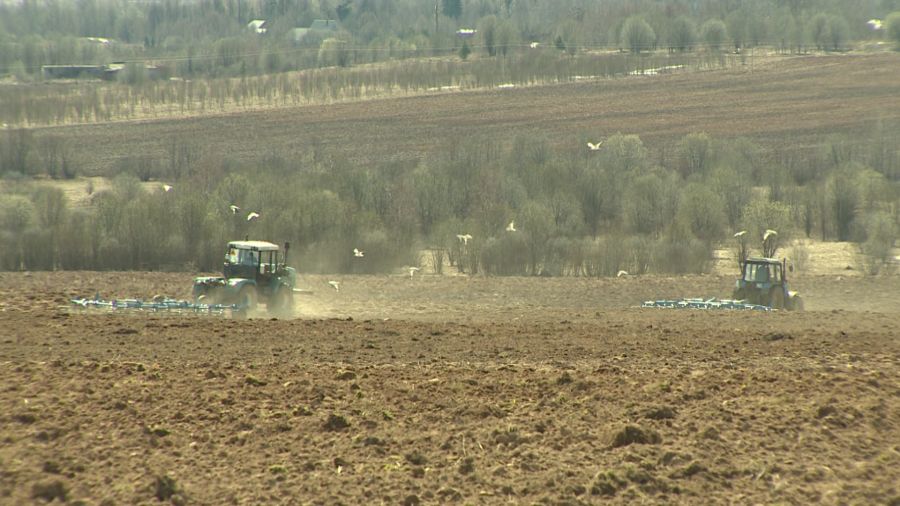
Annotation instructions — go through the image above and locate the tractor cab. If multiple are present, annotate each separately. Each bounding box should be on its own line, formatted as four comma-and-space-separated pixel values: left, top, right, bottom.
224, 241, 283, 285
733, 257, 803, 310
740, 258, 783, 286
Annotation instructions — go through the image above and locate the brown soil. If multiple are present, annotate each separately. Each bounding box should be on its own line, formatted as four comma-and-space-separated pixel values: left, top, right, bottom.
36, 53, 900, 174
1, 271, 898, 505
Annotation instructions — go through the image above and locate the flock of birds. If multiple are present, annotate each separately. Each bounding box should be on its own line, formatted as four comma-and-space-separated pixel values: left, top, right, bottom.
161, 137, 610, 293
162, 185, 264, 222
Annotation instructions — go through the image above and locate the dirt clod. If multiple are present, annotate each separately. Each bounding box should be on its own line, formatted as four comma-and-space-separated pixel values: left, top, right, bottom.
405, 452, 427, 466
458, 457, 475, 475
605, 425, 662, 448
31, 480, 68, 502
644, 406, 677, 420
154, 475, 178, 501
336, 370, 356, 380
323, 414, 350, 431
244, 375, 267, 387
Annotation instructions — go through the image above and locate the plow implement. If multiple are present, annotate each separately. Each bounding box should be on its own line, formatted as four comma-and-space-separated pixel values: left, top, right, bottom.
641, 297, 773, 311
71, 297, 244, 315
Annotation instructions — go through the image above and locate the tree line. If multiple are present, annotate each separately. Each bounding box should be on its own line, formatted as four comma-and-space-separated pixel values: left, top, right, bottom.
0, 50, 730, 127
1, 0, 897, 82
1, 127, 897, 275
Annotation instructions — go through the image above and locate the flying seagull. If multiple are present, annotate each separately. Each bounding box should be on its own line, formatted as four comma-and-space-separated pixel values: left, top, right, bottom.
587, 141, 603, 151
506, 221, 517, 232
353, 248, 365, 258
328, 281, 340, 292
456, 234, 473, 245
763, 229, 778, 241
162, 184, 173, 192
734, 230, 747, 238
247, 211, 260, 221
230, 205, 240, 214
616, 270, 629, 278
868, 18, 883, 30
407, 266, 421, 277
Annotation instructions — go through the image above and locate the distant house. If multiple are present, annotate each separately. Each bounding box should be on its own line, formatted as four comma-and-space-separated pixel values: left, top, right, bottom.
42, 63, 163, 81
80, 37, 113, 46
42, 65, 108, 80
290, 28, 310, 42
248, 19, 268, 34
291, 19, 339, 43
310, 19, 338, 31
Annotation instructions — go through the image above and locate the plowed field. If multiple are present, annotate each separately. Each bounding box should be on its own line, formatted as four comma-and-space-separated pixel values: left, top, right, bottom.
38, 53, 900, 174
1, 272, 898, 505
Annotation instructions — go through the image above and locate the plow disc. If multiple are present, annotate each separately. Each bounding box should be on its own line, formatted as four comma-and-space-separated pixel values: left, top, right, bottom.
71, 297, 244, 315
641, 297, 773, 311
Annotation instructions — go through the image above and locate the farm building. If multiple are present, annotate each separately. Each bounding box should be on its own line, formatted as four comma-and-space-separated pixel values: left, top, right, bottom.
42, 63, 165, 81
42, 65, 111, 80
247, 19, 268, 34
291, 19, 339, 43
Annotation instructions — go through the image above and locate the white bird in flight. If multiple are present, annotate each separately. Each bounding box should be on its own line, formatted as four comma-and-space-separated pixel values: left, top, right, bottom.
587, 141, 603, 151
734, 230, 747, 238
616, 270, 629, 278
868, 18, 883, 30
353, 248, 364, 257
162, 184, 173, 192
506, 221, 517, 232
456, 234, 473, 245
407, 267, 421, 277
230, 205, 240, 214
328, 281, 340, 292
247, 211, 260, 221
763, 229, 778, 241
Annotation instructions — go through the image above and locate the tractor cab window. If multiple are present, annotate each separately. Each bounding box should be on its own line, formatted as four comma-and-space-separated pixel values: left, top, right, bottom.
225, 247, 239, 264
744, 263, 769, 283
743, 263, 781, 283
237, 249, 258, 266
259, 251, 277, 274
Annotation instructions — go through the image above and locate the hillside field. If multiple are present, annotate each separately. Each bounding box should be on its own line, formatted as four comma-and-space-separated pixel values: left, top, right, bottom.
32, 52, 900, 175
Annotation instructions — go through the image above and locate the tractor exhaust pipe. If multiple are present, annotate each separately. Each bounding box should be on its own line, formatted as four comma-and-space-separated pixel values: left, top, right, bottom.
284, 242, 290, 265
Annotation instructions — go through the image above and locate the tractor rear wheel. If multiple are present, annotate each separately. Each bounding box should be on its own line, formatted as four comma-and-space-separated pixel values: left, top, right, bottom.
769, 287, 785, 309
238, 286, 258, 310
269, 286, 294, 315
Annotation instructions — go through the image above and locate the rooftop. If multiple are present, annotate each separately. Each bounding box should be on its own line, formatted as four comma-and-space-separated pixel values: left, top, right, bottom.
228, 240, 279, 251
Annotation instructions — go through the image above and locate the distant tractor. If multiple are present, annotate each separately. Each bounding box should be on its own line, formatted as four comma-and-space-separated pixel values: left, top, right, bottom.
192, 240, 296, 314
733, 257, 803, 310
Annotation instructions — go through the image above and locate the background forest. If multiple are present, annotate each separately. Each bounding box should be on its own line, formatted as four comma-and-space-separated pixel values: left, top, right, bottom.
0, 0, 899, 275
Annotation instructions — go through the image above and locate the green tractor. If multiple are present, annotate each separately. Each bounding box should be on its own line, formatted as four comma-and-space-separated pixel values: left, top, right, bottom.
192, 240, 296, 314
732, 257, 803, 310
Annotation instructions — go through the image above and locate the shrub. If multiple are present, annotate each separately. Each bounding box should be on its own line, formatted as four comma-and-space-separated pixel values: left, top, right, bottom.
887, 12, 900, 49
858, 211, 897, 275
